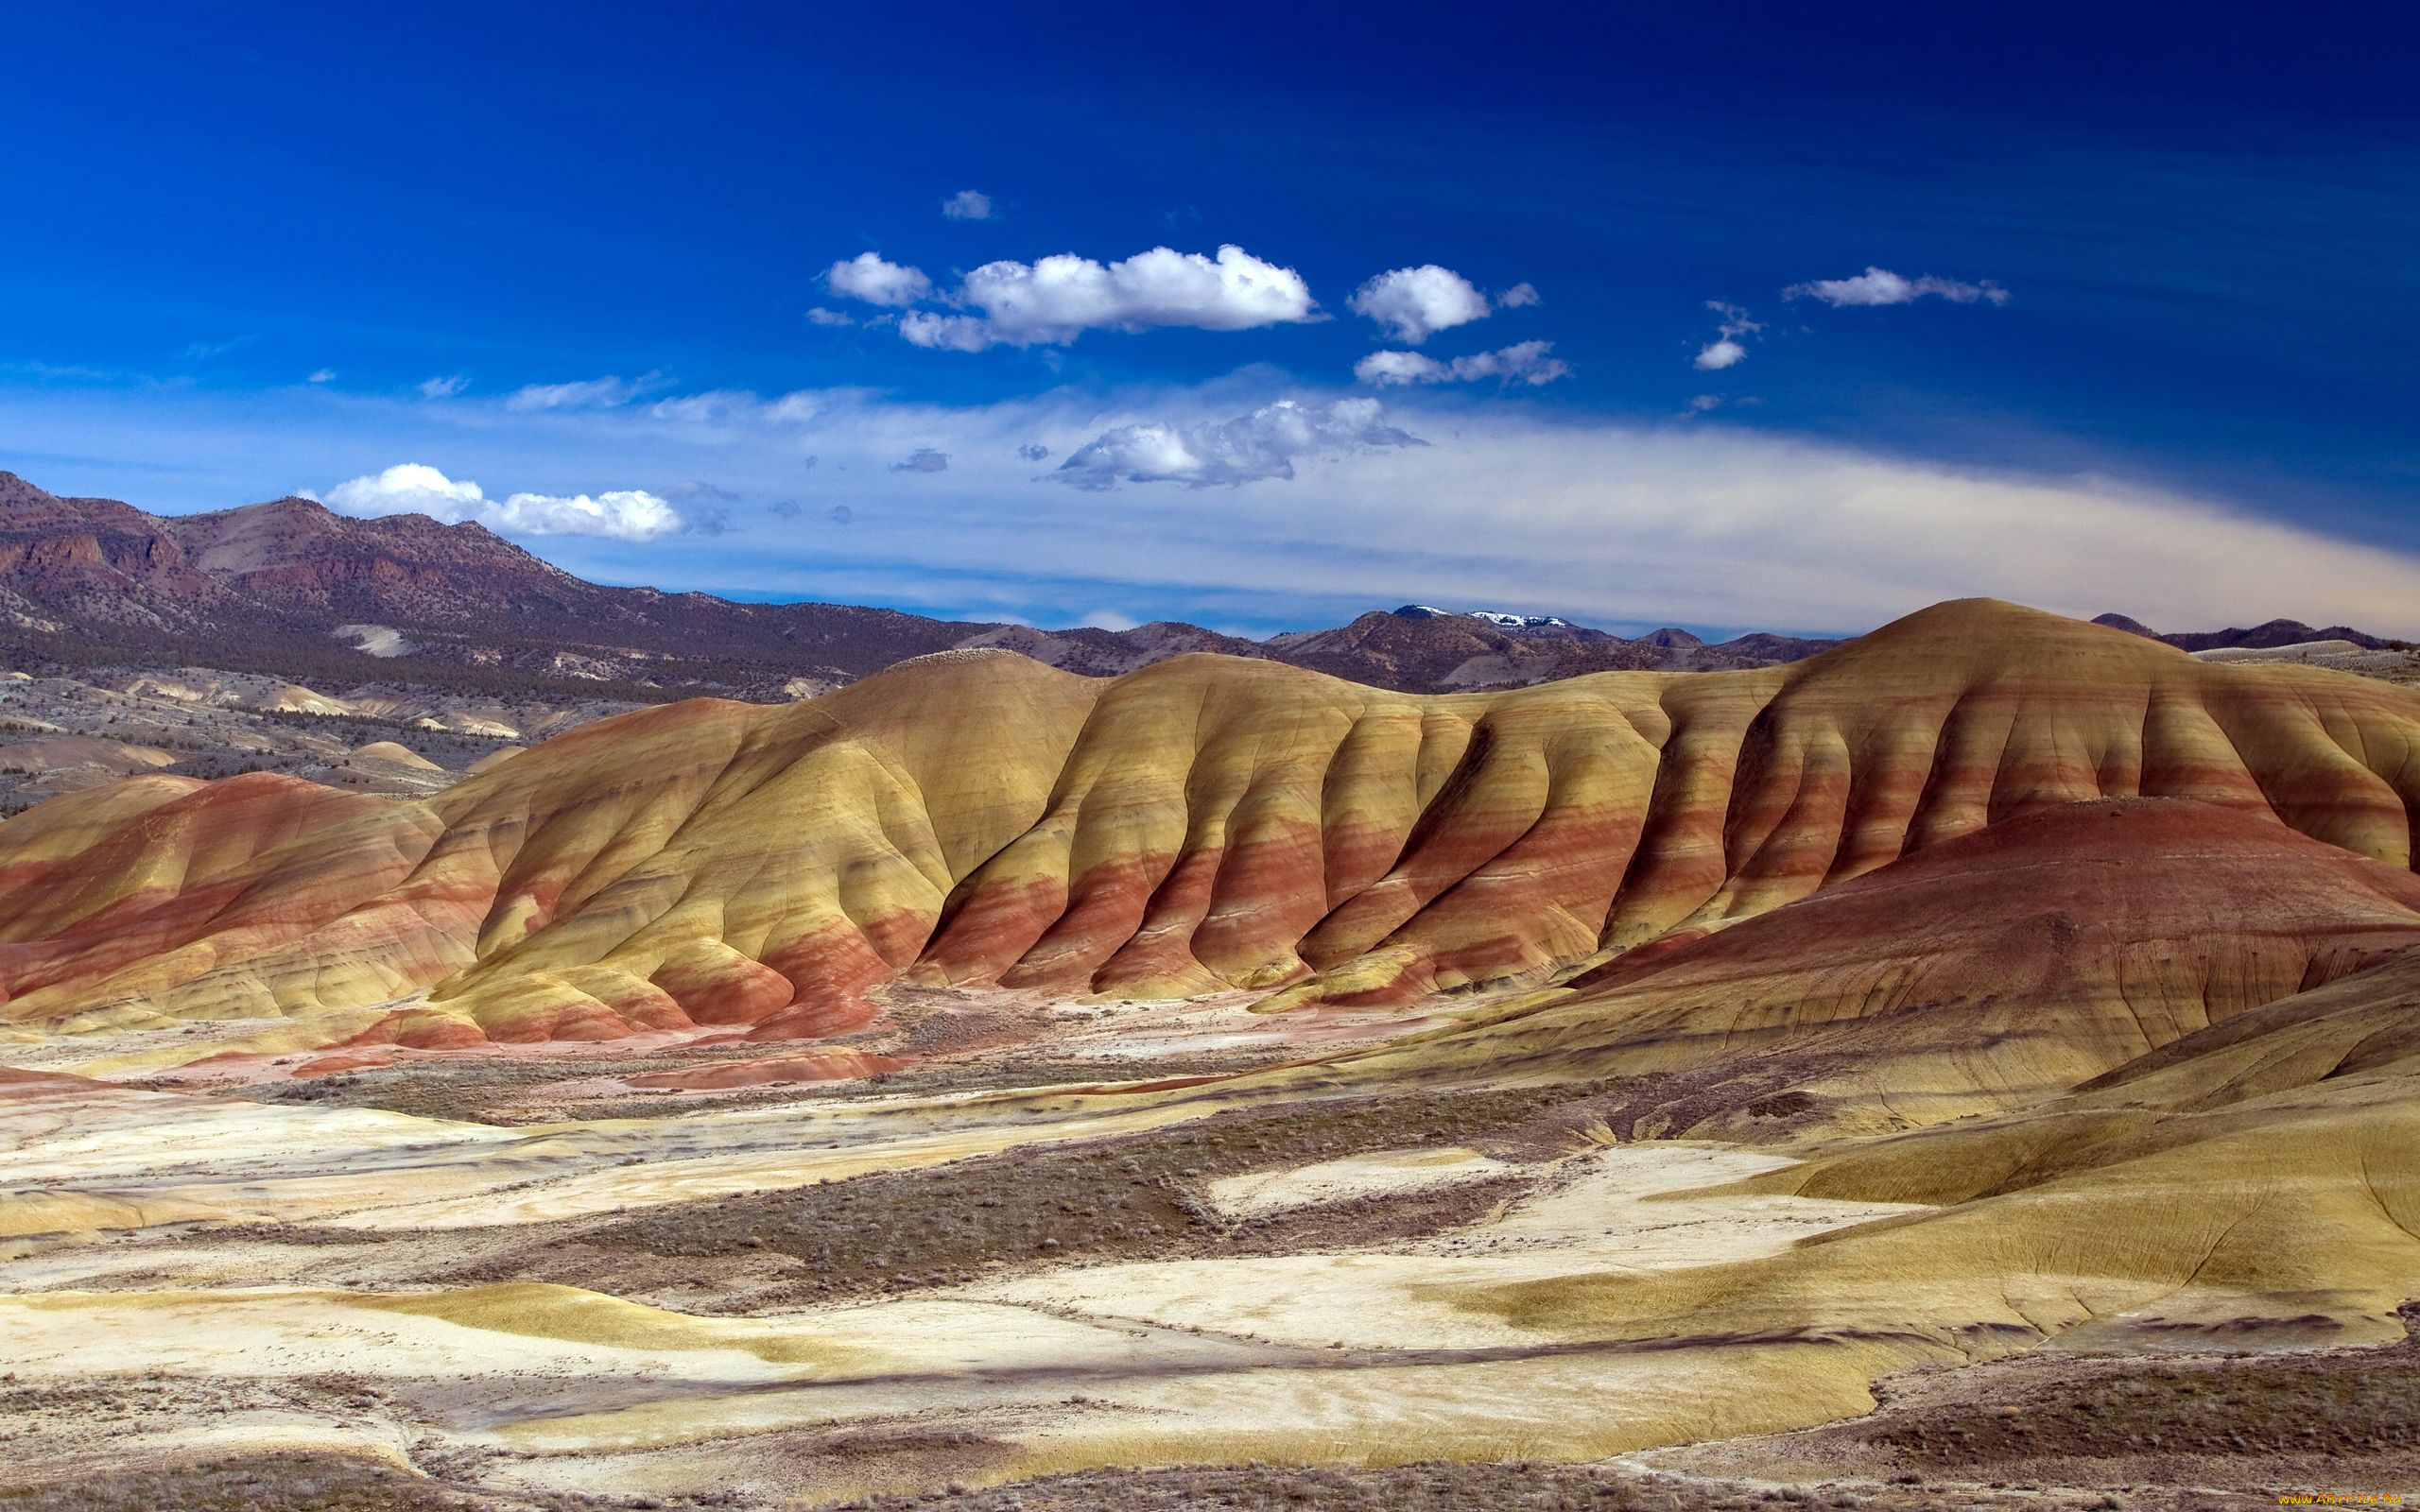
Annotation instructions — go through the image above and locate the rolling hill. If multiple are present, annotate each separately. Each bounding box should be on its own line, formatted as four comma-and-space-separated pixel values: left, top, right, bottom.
8, 598, 2420, 1067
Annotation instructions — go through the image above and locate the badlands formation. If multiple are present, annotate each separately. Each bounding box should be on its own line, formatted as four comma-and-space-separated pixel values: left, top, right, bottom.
2, 598, 2417, 1509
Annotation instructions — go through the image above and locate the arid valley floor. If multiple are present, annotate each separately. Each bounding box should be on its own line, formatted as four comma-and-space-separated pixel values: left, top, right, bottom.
3, 599, 2417, 1510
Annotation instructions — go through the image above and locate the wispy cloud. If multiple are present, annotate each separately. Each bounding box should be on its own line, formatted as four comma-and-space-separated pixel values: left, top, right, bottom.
503, 373, 663, 411
1693, 301, 1763, 369
1786, 266, 2010, 307
1055, 398, 1423, 490
416, 374, 470, 400
941, 188, 994, 220
17, 375, 2420, 640
182, 335, 256, 361
1356, 340, 1569, 387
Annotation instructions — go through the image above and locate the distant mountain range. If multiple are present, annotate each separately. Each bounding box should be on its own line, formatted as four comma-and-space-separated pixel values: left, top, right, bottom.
0, 472, 2397, 700
0, 471, 1836, 698
2089, 611, 2408, 653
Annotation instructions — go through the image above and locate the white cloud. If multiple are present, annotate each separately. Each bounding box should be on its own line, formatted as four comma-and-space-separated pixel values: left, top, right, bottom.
896, 244, 1316, 352
646, 389, 824, 426
1693, 301, 1763, 369
504, 374, 658, 411
26, 374, 2420, 641
1055, 398, 1423, 490
1786, 266, 2011, 307
827, 251, 933, 307
1081, 609, 1139, 631
306, 369, 337, 385
1347, 265, 1491, 344
1495, 282, 1541, 308
323, 463, 685, 541
1356, 340, 1569, 387
1353, 351, 1445, 386
804, 306, 856, 327
1694, 339, 1748, 370
897, 312, 996, 352
942, 189, 994, 221
417, 374, 469, 400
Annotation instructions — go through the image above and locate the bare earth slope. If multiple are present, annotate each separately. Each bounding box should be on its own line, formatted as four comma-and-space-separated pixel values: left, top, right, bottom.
3, 601, 2420, 1508
7, 599, 2420, 1068
1355, 797, 2420, 1131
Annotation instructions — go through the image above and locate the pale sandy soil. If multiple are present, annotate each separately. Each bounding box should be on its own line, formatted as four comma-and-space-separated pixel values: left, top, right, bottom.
0, 1061, 1926, 1504
1, 989, 2410, 1510
982, 1144, 1921, 1351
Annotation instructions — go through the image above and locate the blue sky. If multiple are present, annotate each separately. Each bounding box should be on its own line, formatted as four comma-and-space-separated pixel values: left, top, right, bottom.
1, 0, 2413, 637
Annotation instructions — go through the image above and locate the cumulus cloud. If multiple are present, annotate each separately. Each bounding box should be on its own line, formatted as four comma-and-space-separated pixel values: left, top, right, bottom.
306, 369, 336, 385
1348, 265, 1491, 344
897, 312, 995, 352
323, 463, 684, 541
1016, 442, 1051, 461
504, 373, 660, 411
1495, 282, 1542, 308
826, 251, 933, 307
942, 189, 994, 220
1055, 398, 1423, 490
417, 374, 469, 400
804, 306, 856, 327
1786, 266, 2010, 307
891, 447, 950, 472
1693, 302, 1763, 369
41, 371, 2420, 642
1694, 339, 1747, 371
898, 245, 1315, 351
1355, 340, 1570, 387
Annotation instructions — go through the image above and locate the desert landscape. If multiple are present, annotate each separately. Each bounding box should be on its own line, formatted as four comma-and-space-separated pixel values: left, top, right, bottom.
5, 8, 2410, 1506
2, 573, 2416, 1509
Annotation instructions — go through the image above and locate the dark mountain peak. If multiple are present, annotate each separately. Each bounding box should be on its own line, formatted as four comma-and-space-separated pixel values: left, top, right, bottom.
1708, 631, 1842, 663
2092, 612, 2159, 637
1638, 627, 1704, 649
2161, 617, 2394, 652
2098, 611, 2398, 653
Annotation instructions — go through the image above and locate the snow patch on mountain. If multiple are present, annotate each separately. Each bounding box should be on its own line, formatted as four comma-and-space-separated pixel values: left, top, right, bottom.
1394, 604, 1575, 629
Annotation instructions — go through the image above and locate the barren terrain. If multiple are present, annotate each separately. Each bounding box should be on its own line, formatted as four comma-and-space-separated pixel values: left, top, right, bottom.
2, 603, 2416, 1508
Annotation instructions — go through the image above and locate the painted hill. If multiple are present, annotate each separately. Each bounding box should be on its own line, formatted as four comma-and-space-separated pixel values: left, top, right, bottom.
1357, 797, 2420, 1132
8, 599, 2420, 1065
